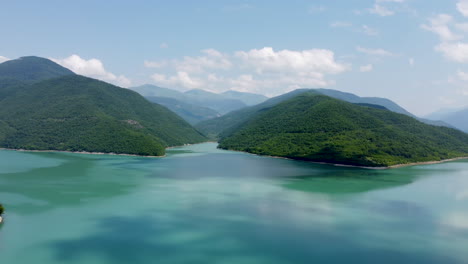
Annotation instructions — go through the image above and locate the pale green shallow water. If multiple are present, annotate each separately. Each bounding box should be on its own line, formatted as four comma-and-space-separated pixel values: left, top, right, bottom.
0, 142, 468, 263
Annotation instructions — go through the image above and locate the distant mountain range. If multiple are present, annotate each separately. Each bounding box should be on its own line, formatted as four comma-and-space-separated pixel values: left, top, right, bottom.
130, 84, 268, 123
217, 92, 468, 167
425, 108, 468, 133
0, 56, 206, 156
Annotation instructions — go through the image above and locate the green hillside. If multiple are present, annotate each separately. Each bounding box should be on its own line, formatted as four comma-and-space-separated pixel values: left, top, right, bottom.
146, 96, 220, 124
218, 93, 468, 167
196, 89, 452, 139
0, 56, 74, 83
0, 75, 206, 156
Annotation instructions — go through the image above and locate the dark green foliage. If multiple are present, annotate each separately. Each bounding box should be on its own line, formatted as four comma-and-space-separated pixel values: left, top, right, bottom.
146, 96, 220, 124
0, 75, 206, 156
0, 56, 74, 83
0, 204, 4, 215
196, 89, 315, 139
219, 94, 468, 167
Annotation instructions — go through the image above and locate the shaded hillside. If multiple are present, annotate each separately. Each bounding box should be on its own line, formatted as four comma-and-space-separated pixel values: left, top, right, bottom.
219, 93, 468, 167
146, 96, 220, 124
0, 75, 206, 156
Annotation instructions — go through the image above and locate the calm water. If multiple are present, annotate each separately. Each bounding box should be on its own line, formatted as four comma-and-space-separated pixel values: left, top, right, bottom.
0, 142, 467, 264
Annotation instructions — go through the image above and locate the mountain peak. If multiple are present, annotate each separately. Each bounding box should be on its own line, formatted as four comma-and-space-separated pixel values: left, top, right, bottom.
0, 56, 75, 83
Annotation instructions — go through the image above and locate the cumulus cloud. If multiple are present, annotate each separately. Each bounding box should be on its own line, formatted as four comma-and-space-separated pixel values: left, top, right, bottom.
0, 56, 9, 63
151, 72, 204, 89
457, 0, 468, 17
359, 64, 373, 72
356, 46, 393, 56
234, 47, 347, 74
145, 47, 349, 96
421, 14, 462, 42
52, 55, 131, 87
436, 42, 468, 63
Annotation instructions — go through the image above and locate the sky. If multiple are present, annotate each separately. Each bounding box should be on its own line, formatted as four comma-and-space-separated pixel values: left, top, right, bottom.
1, 0, 468, 116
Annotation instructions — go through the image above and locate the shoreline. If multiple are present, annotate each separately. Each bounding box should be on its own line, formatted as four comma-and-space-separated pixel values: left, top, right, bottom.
0, 141, 214, 158
0, 147, 164, 158
1, 144, 467, 169
219, 147, 468, 170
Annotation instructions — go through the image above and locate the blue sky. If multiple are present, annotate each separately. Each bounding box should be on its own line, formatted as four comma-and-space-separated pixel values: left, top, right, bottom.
1, 0, 468, 115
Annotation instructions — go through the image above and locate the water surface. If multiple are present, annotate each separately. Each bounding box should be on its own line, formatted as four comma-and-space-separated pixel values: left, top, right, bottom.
0, 143, 467, 263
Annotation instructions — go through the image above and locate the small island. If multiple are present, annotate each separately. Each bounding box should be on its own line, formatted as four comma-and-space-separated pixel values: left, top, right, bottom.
0, 203, 4, 224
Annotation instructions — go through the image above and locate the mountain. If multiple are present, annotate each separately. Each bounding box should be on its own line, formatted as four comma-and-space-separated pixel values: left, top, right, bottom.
196, 88, 452, 138
131, 85, 247, 115
146, 96, 220, 125
313, 89, 450, 127
0, 58, 206, 156
196, 89, 310, 139
183, 89, 247, 114
426, 108, 468, 132
0, 56, 74, 83
218, 93, 468, 167
0, 56, 75, 98
221, 90, 268, 106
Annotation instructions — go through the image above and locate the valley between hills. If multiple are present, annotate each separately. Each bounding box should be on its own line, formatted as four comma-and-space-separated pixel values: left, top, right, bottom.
0, 56, 467, 168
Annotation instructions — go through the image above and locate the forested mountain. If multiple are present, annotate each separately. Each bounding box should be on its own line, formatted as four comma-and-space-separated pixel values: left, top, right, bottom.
196, 89, 451, 138
0, 56, 75, 98
218, 93, 468, 167
146, 96, 220, 124
0, 56, 74, 83
0, 58, 206, 156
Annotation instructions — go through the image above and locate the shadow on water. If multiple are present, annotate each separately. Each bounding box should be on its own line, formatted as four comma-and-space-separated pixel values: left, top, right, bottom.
49, 208, 461, 264
280, 163, 465, 194
0, 152, 146, 214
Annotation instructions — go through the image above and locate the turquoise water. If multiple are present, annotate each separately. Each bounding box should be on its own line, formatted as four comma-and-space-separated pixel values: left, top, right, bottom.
0, 142, 467, 263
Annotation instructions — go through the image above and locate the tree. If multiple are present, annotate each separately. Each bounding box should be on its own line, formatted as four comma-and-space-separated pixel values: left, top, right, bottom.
0, 204, 4, 215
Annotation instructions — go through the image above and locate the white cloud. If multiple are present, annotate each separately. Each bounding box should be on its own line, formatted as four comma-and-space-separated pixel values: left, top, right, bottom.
356, 46, 393, 56
151, 71, 204, 89
0, 56, 9, 63
52, 55, 131, 87
457, 0, 468, 17
359, 64, 373, 72
362, 25, 379, 36
409, 58, 415, 66
330, 21, 352, 28
368, 4, 394, 16
421, 14, 462, 42
436, 42, 468, 63
145, 49, 232, 74
160, 43, 169, 49
455, 22, 468, 32
146, 47, 349, 96
235, 47, 348, 74
457, 70, 468, 80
